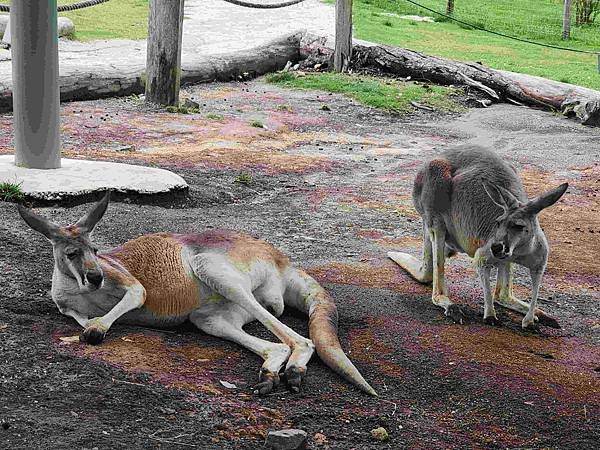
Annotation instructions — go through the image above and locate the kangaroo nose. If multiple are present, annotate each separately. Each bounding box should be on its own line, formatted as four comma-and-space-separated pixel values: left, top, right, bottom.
86, 271, 103, 287
491, 243, 504, 257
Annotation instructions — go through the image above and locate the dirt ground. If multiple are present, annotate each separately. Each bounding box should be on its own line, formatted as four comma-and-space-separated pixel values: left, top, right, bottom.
1, 79, 599, 449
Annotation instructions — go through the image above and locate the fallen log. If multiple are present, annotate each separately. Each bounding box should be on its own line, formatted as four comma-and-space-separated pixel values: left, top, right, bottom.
0, 33, 301, 111
301, 33, 600, 126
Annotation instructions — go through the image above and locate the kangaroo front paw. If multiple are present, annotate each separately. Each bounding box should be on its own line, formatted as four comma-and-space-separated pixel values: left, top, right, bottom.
445, 304, 465, 325
284, 366, 306, 393
80, 318, 108, 345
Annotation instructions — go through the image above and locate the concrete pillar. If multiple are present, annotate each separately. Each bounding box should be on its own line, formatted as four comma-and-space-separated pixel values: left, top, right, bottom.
12, 1, 61, 169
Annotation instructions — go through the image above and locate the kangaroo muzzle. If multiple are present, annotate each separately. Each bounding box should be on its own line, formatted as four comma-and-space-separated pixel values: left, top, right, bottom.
491, 242, 508, 259
85, 270, 104, 289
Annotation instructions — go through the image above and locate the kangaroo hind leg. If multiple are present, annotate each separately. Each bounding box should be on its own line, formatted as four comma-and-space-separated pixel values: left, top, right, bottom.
190, 254, 315, 393
388, 223, 433, 284
429, 223, 464, 324
190, 307, 291, 395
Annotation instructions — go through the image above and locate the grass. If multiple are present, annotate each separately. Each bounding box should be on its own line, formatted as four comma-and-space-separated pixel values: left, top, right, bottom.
337, 0, 600, 90
235, 173, 254, 185
0, 181, 24, 202
165, 104, 199, 114
205, 113, 225, 121
249, 119, 265, 128
266, 71, 463, 113
4, 0, 597, 90
56, 0, 149, 41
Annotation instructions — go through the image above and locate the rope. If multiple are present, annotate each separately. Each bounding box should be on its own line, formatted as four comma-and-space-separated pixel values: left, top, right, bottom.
400, 0, 599, 55
220, 0, 308, 9
0, 0, 110, 13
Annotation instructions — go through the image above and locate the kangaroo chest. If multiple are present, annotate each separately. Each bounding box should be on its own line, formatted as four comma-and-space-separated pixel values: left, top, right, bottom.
106, 234, 202, 318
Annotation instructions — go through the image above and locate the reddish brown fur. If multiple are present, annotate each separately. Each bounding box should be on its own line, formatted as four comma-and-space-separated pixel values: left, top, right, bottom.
429, 158, 453, 180
106, 234, 200, 317
63, 225, 81, 238
227, 234, 290, 272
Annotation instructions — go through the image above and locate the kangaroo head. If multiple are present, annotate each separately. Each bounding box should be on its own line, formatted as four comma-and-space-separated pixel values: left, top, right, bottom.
482, 181, 568, 260
18, 192, 110, 291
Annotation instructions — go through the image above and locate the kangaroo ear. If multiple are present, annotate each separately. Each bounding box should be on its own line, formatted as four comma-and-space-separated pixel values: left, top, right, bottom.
482, 181, 508, 211
523, 183, 568, 215
76, 191, 110, 233
17, 204, 61, 241
482, 180, 522, 211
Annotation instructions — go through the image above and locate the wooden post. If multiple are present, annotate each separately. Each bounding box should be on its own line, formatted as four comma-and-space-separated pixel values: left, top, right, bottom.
446, 0, 455, 15
12, 0, 61, 169
562, 0, 572, 40
334, 0, 352, 72
145, 0, 185, 106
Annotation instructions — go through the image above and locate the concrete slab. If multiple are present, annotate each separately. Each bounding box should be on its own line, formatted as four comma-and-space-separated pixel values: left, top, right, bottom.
0, 155, 188, 201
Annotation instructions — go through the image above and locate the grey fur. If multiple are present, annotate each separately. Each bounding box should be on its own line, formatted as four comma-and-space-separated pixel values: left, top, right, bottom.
389, 145, 567, 329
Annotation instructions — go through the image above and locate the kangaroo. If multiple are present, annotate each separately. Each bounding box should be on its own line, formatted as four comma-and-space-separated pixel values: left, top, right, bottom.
17, 193, 376, 396
388, 145, 567, 329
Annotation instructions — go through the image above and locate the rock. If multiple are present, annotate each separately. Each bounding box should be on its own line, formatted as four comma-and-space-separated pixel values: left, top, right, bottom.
265, 429, 308, 450
0, 15, 8, 36
58, 17, 75, 38
182, 98, 200, 109
370, 427, 389, 442
313, 432, 328, 446
283, 61, 293, 72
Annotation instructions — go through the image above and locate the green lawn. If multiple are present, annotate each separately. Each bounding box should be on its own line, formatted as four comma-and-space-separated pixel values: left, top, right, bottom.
57, 0, 148, 41
342, 0, 600, 90
266, 71, 464, 113
5, 0, 600, 90
3, 1, 149, 41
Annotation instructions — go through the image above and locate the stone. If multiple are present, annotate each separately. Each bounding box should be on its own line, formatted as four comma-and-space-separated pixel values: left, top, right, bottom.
0, 15, 8, 37
265, 429, 308, 450
58, 17, 75, 38
0, 155, 188, 201
0, 15, 74, 39
182, 98, 200, 109
370, 427, 389, 442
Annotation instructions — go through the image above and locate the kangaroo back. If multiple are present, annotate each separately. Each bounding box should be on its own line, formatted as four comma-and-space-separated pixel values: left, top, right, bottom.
415, 146, 527, 256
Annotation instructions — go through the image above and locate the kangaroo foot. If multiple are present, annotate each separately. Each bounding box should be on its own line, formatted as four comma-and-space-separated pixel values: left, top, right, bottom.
284, 365, 306, 393
253, 369, 280, 396
388, 252, 432, 284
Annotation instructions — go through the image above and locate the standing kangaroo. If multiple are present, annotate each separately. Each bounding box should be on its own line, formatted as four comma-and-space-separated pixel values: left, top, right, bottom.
18, 193, 376, 396
388, 145, 567, 329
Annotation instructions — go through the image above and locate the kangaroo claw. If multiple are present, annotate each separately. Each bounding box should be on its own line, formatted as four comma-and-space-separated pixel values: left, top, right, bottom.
79, 327, 106, 345
284, 366, 306, 393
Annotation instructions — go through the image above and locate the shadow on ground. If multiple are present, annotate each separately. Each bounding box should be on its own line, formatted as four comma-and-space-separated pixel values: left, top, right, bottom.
1, 79, 599, 449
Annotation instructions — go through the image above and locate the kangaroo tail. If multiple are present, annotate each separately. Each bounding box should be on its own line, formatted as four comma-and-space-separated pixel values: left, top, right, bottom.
284, 268, 377, 396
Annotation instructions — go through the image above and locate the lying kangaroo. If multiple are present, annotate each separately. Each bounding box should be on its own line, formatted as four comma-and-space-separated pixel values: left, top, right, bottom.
388, 145, 567, 329
18, 193, 376, 396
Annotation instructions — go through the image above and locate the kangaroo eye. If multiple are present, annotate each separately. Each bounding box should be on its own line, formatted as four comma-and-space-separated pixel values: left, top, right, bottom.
92, 247, 99, 255
510, 223, 525, 231
66, 251, 78, 260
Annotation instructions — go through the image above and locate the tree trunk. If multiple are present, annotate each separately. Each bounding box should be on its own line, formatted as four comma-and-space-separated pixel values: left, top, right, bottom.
145, 0, 185, 106
334, 0, 352, 72
563, 0, 572, 40
446, 0, 455, 16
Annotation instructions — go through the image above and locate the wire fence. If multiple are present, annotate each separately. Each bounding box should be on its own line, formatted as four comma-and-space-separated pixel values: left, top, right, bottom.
365, 0, 600, 52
